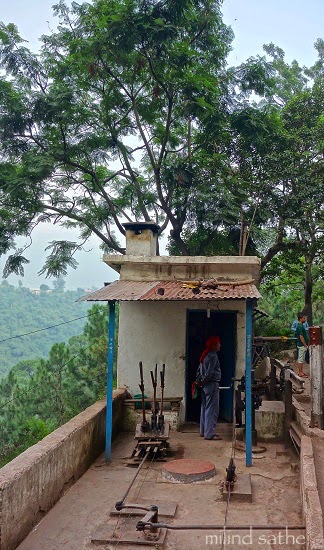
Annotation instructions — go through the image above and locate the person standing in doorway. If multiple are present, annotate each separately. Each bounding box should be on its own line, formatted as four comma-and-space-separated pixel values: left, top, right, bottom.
198, 336, 222, 440
295, 313, 309, 377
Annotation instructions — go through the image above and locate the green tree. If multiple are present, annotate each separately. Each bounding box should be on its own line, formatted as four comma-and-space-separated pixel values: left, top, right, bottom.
0, 303, 109, 465
0, 0, 276, 276
52, 277, 65, 292
0, 0, 236, 275
0, 284, 91, 377
40, 283, 50, 291
227, 44, 323, 321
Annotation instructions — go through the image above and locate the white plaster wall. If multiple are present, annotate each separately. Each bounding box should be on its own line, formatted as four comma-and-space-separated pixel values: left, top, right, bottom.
117, 300, 246, 422
125, 229, 157, 256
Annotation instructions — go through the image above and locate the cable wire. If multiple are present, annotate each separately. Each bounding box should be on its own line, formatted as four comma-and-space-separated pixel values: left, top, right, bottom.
0, 309, 103, 344
0, 338, 103, 413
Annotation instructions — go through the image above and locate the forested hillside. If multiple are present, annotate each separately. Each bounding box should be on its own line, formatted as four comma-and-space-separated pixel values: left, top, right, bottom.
0, 282, 92, 378
0, 304, 112, 466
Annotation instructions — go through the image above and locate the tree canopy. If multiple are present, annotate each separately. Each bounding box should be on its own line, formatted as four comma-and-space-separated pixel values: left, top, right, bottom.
0, 0, 322, 316
0, 303, 110, 466
0, 282, 90, 377
0, 0, 274, 275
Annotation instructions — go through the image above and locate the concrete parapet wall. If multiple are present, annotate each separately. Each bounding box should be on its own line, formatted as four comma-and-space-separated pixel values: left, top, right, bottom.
0, 389, 127, 550
293, 397, 324, 441
300, 435, 324, 550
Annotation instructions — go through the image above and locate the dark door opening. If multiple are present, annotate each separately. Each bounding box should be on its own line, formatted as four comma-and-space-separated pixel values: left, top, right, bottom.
186, 310, 237, 423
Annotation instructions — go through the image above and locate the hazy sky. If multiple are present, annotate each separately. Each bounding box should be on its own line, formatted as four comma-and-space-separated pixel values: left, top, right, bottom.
0, 0, 322, 289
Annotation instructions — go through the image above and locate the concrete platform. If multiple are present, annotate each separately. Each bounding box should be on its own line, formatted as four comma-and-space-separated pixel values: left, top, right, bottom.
91, 521, 167, 547
17, 429, 305, 550
222, 473, 252, 502
162, 458, 216, 483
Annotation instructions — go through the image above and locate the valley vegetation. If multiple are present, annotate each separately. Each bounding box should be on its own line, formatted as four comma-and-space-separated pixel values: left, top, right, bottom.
0, 303, 111, 466
0, 280, 91, 378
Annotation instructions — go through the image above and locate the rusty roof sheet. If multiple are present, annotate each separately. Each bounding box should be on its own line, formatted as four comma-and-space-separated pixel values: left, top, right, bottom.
78, 280, 157, 301
142, 281, 261, 300
79, 280, 261, 302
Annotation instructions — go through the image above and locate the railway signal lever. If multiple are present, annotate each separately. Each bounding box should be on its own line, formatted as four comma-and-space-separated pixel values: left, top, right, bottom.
225, 457, 236, 489
138, 362, 149, 432
150, 364, 158, 431
158, 364, 165, 433
235, 375, 262, 445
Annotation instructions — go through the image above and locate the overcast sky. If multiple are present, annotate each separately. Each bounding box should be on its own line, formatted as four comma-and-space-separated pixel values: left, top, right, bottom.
0, 0, 322, 289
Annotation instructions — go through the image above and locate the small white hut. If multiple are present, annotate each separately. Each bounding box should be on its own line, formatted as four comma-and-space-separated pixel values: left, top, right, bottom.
83, 222, 261, 426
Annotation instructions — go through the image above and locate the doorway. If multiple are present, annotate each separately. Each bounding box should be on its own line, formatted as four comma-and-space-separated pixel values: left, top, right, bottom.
185, 309, 237, 423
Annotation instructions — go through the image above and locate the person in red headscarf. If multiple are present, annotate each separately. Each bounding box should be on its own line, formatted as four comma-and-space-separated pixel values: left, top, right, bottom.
197, 336, 222, 440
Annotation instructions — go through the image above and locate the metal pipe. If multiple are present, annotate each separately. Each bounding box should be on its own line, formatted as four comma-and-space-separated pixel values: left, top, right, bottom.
245, 299, 253, 467
115, 449, 150, 510
255, 336, 296, 341
117, 504, 152, 512
137, 522, 305, 531
105, 300, 116, 462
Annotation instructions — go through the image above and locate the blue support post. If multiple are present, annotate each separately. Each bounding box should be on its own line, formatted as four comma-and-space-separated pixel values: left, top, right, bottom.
245, 299, 253, 467
105, 300, 116, 462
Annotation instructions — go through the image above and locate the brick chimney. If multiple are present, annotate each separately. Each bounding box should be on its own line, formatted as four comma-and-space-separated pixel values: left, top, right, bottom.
122, 222, 160, 256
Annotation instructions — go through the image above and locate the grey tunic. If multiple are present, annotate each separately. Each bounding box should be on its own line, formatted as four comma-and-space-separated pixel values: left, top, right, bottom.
198, 351, 221, 439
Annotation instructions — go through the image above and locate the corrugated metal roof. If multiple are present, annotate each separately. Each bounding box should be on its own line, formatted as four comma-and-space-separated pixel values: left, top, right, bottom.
78, 280, 157, 301
79, 280, 261, 302
142, 281, 261, 300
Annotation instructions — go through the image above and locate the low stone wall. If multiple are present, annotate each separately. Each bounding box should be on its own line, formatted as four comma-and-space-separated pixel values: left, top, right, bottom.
300, 436, 324, 550
0, 389, 127, 550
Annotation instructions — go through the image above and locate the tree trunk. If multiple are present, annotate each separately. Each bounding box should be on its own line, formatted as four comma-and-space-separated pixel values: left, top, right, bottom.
303, 260, 313, 325
170, 228, 189, 255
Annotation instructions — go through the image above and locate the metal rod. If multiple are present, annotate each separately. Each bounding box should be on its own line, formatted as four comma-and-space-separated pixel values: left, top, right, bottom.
105, 300, 116, 462
137, 522, 305, 531
160, 364, 165, 417
150, 365, 158, 430
255, 336, 296, 341
158, 364, 165, 432
138, 361, 147, 428
154, 363, 158, 412
117, 504, 152, 512
115, 449, 150, 510
150, 368, 157, 413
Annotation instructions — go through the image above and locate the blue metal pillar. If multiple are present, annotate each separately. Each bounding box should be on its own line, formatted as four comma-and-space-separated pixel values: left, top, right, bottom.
245, 299, 253, 467
105, 300, 116, 462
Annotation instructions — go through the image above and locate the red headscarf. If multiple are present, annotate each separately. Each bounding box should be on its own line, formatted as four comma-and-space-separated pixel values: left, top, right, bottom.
199, 336, 221, 363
